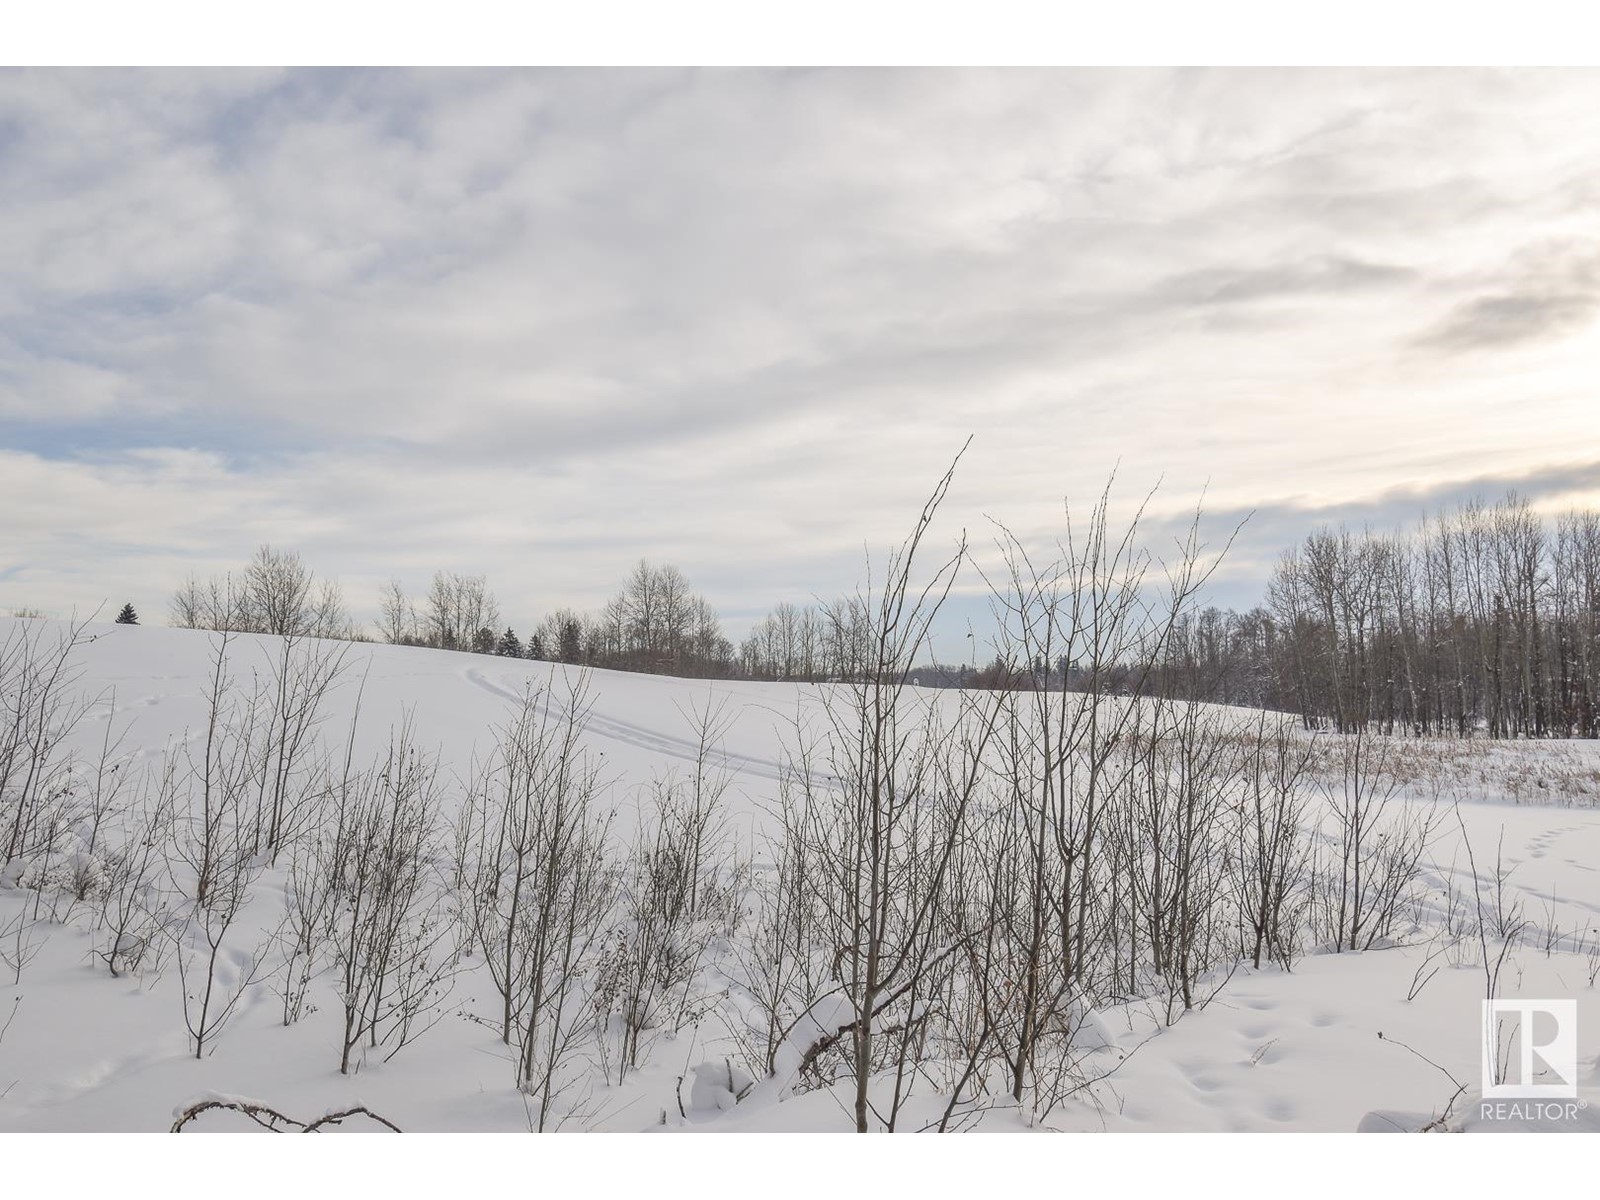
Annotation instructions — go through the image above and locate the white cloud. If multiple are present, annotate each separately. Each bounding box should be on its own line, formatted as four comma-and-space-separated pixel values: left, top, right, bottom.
3, 67, 1600, 635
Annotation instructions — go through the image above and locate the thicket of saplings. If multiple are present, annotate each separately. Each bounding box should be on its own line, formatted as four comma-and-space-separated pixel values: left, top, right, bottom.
0, 479, 1516, 1132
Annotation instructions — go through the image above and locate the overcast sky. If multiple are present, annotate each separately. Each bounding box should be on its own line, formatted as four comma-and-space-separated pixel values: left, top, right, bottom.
3, 67, 1599, 650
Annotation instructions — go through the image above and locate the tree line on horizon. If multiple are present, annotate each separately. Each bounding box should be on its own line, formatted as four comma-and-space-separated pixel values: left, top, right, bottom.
1157, 493, 1600, 739
168, 548, 879, 681
161, 490, 1600, 739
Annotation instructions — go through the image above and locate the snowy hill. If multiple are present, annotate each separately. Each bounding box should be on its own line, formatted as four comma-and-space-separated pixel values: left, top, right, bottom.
3, 617, 1599, 1132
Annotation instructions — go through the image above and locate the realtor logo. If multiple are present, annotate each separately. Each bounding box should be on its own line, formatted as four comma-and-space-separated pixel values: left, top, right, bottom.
1482, 999, 1578, 1099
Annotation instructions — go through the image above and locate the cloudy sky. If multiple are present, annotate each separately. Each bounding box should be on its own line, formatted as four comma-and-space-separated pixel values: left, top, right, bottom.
3, 67, 1599, 649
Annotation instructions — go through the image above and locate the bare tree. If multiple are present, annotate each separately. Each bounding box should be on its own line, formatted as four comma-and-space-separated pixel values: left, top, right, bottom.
784, 445, 1008, 1131
606, 561, 726, 674
458, 674, 617, 1122
248, 634, 351, 862
377, 579, 417, 645
172, 634, 259, 909
969, 479, 1236, 1111
169, 633, 269, 1058
1126, 699, 1243, 1023
242, 545, 318, 638
425, 571, 500, 652
272, 831, 336, 1026
96, 768, 176, 978
170, 546, 350, 640
610, 764, 733, 1081
733, 780, 832, 1081
1, 617, 101, 873
1233, 713, 1315, 969
1319, 725, 1433, 952
322, 723, 454, 1075
170, 572, 247, 632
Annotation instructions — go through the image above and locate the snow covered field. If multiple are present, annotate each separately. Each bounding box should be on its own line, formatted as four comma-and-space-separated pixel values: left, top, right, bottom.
3, 617, 1599, 1133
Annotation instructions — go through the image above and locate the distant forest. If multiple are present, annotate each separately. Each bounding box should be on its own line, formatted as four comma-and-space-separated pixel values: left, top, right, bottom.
1165, 494, 1600, 739
162, 490, 1600, 739
168, 551, 879, 683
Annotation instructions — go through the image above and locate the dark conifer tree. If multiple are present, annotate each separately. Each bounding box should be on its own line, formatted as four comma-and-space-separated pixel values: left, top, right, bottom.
558, 619, 583, 664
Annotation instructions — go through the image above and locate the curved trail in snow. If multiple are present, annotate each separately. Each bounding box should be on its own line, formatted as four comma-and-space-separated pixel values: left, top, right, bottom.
462, 667, 795, 786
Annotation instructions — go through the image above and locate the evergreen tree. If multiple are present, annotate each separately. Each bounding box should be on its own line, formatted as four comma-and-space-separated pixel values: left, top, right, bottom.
526, 633, 546, 661
558, 618, 583, 664
496, 627, 522, 657
472, 625, 497, 655
115, 603, 139, 625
